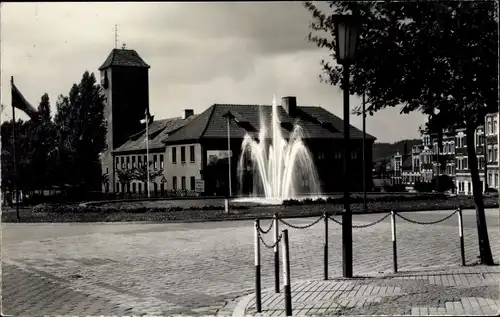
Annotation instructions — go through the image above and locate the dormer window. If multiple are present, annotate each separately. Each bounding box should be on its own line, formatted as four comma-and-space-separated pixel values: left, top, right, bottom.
100, 71, 109, 89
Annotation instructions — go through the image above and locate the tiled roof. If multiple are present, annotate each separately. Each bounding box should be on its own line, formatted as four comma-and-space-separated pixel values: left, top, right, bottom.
98, 48, 150, 70
163, 104, 376, 144
113, 115, 197, 153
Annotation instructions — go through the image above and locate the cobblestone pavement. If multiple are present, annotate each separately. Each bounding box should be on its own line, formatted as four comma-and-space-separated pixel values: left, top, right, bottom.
243, 265, 500, 316
2, 209, 499, 316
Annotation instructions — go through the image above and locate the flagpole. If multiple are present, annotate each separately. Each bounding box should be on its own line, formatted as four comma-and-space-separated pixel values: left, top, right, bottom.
145, 109, 150, 198
11, 76, 20, 221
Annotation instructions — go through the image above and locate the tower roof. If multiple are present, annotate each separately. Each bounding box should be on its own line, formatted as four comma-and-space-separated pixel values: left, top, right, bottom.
98, 48, 150, 70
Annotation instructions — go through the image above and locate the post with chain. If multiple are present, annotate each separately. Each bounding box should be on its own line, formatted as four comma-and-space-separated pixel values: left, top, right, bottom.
254, 219, 262, 313
282, 229, 292, 316
274, 213, 280, 293
391, 209, 398, 273
324, 210, 328, 280
457, 207, 465, 266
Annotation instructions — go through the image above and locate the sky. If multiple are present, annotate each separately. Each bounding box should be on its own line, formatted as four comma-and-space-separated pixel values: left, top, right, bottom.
1, 2, 426, 143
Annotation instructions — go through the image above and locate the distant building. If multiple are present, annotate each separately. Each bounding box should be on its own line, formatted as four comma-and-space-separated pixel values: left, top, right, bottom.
98, 47, 377, 196
389, 114, 499, 195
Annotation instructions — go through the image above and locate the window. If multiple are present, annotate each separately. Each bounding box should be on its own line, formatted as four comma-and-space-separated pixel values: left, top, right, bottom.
144, 155, 147, 167
495, 148, 498, 162
138, 183, 142, 194
190, 176, 196, 190
115, 158, 119, 169
132, 183, 136, 193
489, 148, 493, 162
121, 157, 125, 169
318, 151, 326, 160
172, 176, 177, 190
464, 158, 468, 170
132, 156, 136, 168
126, 157, 130, 169
172, 147, 177, 164
181, 146, 186, 163
181, 176, 186, 190
488, 173, 493, 187
495, 173, 499, 188
106, 167, 109, 174
153, 155, 158, 170
190, 145, 195, 162
160, 154, 164, 169
138, 156, 142, 167
488, 120, 492, 134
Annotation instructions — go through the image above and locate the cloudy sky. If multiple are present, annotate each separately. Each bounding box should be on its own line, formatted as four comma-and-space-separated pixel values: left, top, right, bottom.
1, 2, 426, 143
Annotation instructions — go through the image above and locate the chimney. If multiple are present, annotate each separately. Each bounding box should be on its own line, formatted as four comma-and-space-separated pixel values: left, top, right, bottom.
183, 109, 194, 119
281, 96, 297, 117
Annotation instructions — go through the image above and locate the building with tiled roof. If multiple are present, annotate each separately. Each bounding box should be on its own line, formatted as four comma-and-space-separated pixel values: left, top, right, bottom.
99, 47, 378, 196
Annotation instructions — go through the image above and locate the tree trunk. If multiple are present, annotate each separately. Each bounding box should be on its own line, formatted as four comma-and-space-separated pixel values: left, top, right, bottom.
466, 122, 495, 265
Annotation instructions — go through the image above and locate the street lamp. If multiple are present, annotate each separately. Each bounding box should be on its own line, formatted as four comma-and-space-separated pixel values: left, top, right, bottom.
333, 14, 361, 278
223, 111, 235, 198
140, 109, 152, 198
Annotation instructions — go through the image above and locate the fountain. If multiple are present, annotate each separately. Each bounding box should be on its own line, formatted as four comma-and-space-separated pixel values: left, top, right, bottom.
236, 96, 322, 204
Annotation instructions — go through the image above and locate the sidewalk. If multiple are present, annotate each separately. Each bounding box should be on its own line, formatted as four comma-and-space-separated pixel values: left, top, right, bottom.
233, 265, 500, 316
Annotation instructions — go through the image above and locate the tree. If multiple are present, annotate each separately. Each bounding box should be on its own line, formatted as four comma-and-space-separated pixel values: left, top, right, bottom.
305, 1, 498, 264
132, 162, 163, 183
31, 93, 57, 192
116, 169, 134, 193
54, 71, 107, 192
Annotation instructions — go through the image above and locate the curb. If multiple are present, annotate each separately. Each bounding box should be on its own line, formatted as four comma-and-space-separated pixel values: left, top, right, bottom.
230, 263, 494, 317
232, 293, 255, 317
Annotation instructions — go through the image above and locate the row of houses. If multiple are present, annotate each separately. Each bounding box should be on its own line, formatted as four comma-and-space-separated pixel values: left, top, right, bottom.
99, 47, 376, 196
390, 112, 499, 195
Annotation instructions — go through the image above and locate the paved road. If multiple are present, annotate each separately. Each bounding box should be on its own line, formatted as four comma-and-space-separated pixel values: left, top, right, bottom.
2, 209, 499, 316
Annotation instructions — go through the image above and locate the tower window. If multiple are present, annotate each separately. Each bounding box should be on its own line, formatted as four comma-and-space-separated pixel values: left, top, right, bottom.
160, 154, 164, 169
172, 147, 177, 164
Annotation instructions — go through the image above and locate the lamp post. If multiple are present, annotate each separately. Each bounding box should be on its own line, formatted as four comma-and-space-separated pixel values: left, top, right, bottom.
333, 14, 361, 278
362, 90, 367, 212
140, 109, 151, 198
223, 111, 235, 197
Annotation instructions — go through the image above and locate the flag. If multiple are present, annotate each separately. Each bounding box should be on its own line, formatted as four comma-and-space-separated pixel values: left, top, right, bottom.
11, 79, 39, 120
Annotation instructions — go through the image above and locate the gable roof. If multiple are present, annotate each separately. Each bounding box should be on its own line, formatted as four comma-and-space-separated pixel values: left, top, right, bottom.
113, 115, 197, 154
163, 104, 377, 144
99, 48, 150, 70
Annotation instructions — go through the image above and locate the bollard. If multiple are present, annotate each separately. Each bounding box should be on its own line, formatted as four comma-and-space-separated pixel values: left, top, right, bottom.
458, 207, 465, 266
324, 211, 328, 280
391, 209, 398, 273
254, 219, 262, 313
282, 229, 292, 316
224, 199, 229, 214
274, 213, 280, 293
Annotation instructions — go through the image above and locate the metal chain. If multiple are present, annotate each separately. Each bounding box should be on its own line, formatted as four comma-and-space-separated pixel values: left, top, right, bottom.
328, 215, 343, 225
395, 210, 458, 225
257, 219, 274, 234
353, 212, 391, 228
259, 232, 282, 249
328, 212, 391, 228
278, 215, 324, 229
